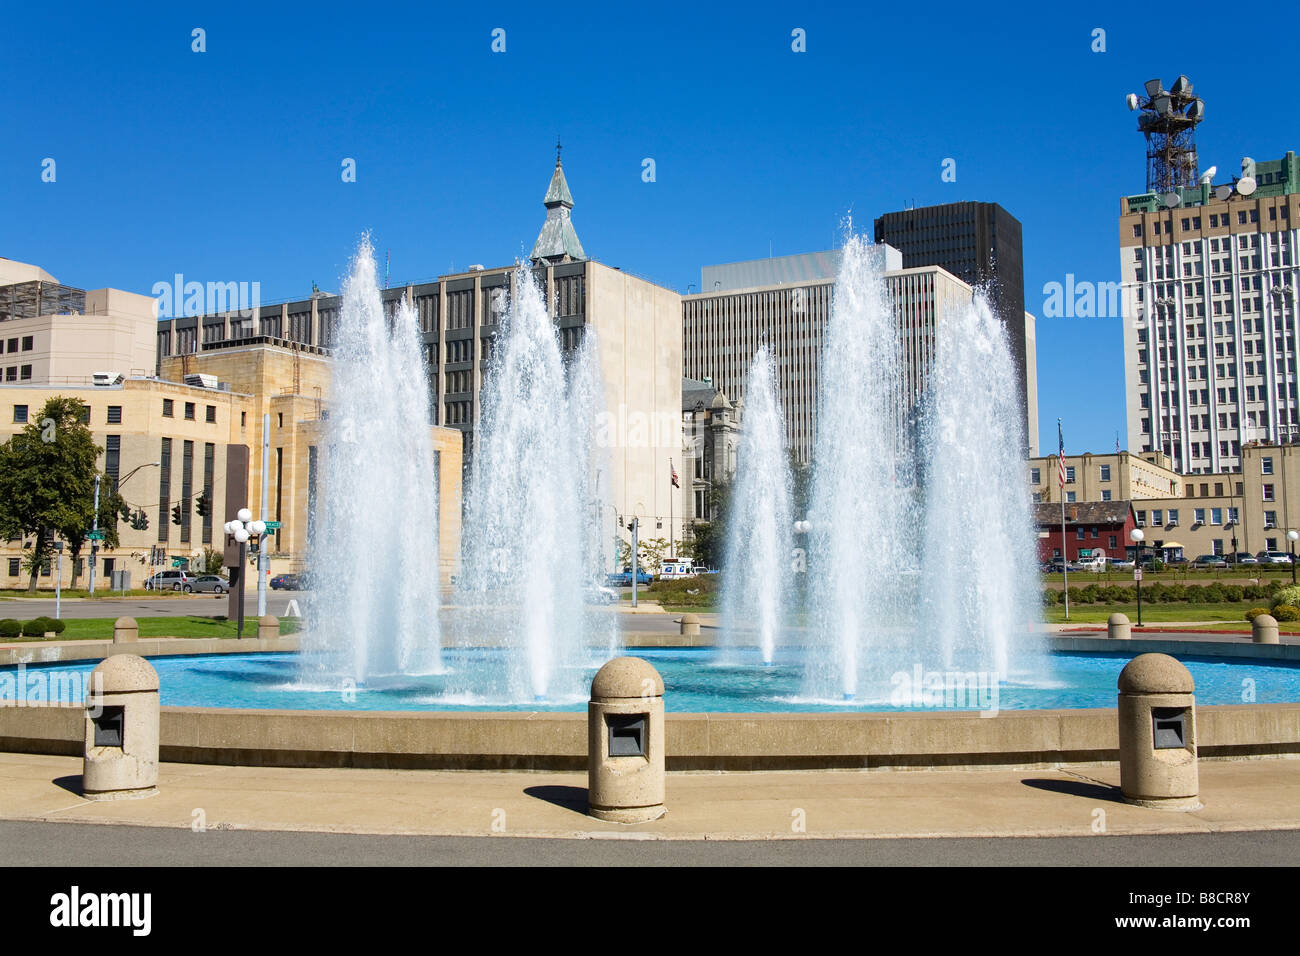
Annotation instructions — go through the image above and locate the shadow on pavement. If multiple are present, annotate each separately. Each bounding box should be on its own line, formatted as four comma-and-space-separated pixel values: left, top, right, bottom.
523, 785, 588, 815
1020, 777, 1125, 803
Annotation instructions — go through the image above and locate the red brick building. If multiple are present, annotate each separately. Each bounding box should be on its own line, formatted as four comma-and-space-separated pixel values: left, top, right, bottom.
1033, 500, 1138, 563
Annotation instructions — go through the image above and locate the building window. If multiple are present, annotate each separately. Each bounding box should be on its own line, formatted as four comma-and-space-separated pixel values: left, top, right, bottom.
163, 399, 174, 417
1065, 466, 1076, 483
1031, 493, 1042, 503
1136, 511, 1146, 527
1030, 468, 1040, 484
1267, 537, 1278, 551
107, 405, 122, 424
184, 402, 195, 420
1265, 511, 1277, 528
13, 405, 27, 424
1168, 509, 1179, 525
1152, 510, 1163, 526
277, 412, 284, 428
1263, 484, 1275, 501
1211, 507, 1223, 525
1077, 527, 1085, 541
1212, 540, 1223, 556
20, 365, 33, 381
241, 412, 246, 427
7, 557, 18, 576
1099, 465, 1111, 481
1109, 535, 1118, 549
1262, 457, 1274, 475
1066, 491, 1077, 503
1101, 490, 1112, 501
21, 336, 33, 351
77, 404, 90, 423
205, 405, 216, 423
1194, 508, 1205, 524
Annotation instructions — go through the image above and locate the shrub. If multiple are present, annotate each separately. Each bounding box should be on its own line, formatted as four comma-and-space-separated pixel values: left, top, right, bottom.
278, 619, 302, 635
1162, 583, 1186, 602
1042, 588, 1061, 606
1078, 584, 1100, 604
1270, 585, 1300, 610
1202, 585, 1225, 604
0, 619, 21, 638
1222, 585, 1244, 603
1245, 607, 1271, 621
1273, 604, 1300, 622
1067, 587, 1083, 606
1148, 559, 1166, 573
1265, 579, 1284, 594
23, 616, 56, 636
1181, 584, 1203, 603
1244, 584, 1268, 601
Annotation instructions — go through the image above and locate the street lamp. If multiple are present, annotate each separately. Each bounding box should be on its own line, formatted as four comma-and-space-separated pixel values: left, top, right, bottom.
1130, 527, 1146, 627
224, 508, 267, 638
1289, 530, 1299, 585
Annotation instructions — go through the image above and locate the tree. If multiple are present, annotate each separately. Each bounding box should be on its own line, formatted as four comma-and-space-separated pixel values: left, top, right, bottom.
0, 397, 113, 592
202, 547, 225, 575
638, 536, 670, 574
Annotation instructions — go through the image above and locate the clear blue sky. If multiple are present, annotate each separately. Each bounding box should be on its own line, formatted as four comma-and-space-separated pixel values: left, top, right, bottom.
3, 1, 1296, 457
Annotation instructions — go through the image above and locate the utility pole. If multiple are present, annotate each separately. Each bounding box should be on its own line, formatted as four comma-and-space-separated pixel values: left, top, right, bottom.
54, 541, 63, 619
258, 413, 271, 617
88, 473, 101, 596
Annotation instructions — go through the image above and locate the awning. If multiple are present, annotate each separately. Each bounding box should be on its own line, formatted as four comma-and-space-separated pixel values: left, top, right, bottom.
1161, 541, 1185, 548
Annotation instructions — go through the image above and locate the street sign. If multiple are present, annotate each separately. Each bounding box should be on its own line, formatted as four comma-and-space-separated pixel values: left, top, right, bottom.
264, 521, 282, 530
86, 530, 105, 541
172, 558, 188, 568
1134, 569, 1143, 581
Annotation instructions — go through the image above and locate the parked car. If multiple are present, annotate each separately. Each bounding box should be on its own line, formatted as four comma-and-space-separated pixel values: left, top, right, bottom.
1191, 554, 1228, 569
143, 569, 192, 591
606, 567, 653, 587
189, 574, 230, 594
1256, 551, 1294, 565
1226, 552, 1259, 565
1110, 558, 1135, 569
1044, 558, 1078, 574
270, 572, 312, 590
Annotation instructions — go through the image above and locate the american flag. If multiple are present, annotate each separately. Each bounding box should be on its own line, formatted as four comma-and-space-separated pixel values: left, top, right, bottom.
1058, 422, 1067, 490
670, 460, 679, 488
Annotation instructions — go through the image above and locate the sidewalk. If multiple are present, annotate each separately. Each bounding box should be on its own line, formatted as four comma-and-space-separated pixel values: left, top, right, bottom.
1, 752, 1296, 841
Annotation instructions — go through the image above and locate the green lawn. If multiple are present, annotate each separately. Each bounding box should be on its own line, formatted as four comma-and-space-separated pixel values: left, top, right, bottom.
0, 587, 192, 600
1042, 568, 1296, 588
1044, 602, 1292, 628
0, 616, 301, 642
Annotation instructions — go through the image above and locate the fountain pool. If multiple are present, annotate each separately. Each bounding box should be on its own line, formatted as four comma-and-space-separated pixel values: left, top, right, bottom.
6, 650, 1298, 713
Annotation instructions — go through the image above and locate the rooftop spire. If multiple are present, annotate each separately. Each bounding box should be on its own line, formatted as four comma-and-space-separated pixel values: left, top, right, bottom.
531, 143, 585, 264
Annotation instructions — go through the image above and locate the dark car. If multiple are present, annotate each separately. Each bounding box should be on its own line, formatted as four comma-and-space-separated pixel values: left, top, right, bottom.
1191, 554, 1227, 569
270, 573, 311, 590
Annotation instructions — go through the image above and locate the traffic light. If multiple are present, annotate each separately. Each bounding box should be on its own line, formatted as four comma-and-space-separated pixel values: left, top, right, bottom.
119, 504, 131, 522
171, 503, 183, 526
195, 491, 210, 519
131, 509, 149, 531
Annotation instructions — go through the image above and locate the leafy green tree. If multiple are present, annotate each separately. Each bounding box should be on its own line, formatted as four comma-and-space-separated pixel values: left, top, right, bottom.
0, 397, 118, 592
202, 547, 225, 575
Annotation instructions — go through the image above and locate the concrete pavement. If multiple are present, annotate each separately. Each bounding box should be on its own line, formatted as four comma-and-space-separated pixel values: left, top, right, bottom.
1, 751, 1297, 844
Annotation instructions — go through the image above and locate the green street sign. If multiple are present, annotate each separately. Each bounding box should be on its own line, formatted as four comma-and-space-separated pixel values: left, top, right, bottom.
86, 530, 105, 541
171, 558, 188, 568
264, 521, 282, 530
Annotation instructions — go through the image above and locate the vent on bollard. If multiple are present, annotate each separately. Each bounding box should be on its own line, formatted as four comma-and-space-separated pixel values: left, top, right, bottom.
1152, 707, 1187, 749
92, 706, 125, 748
607, 714, 647, 757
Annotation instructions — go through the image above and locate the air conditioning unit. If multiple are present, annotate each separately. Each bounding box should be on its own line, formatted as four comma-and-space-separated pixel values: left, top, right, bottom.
92, 371, 124, 386
184, 373, 218, 389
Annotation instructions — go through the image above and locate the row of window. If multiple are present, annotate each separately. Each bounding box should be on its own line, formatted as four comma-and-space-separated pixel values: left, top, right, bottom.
160, 398, 218, 423
4, 365, 33, 381
3, 336, 34, 353
1030, 465, 1110, 485
1134, 206, 1286, 239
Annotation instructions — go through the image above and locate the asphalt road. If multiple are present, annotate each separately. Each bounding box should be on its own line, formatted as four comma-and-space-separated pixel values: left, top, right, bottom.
1, 820, 1295, 866
0, 590, 311, 620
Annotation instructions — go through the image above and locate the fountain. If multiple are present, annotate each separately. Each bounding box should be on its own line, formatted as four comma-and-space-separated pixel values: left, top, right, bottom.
803, 234, 920, 700
721, 344, 794, 664
919, 293, 1044, 678
456, 264, 613, 702
301, 237, 443, 686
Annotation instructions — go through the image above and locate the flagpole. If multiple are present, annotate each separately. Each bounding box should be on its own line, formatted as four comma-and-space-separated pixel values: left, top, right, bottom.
669, 458, 674, 561
1060, 419, 1069, 622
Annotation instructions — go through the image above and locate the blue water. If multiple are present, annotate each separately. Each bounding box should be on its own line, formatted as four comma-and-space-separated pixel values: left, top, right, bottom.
2, 649, 1297, 713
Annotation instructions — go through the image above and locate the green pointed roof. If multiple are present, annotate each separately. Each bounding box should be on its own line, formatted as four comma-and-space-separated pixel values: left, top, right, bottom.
531, 151, 586, 264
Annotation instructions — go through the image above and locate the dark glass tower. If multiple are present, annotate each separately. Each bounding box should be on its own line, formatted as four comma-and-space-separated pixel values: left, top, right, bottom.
874, 201, 1029, 452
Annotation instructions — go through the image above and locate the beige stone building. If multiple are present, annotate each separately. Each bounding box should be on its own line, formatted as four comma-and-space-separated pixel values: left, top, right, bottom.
683, 252, 1039, 463
1119, 150, 1300, 474
1028, 443, 1300, 559
1, 259, 463, 587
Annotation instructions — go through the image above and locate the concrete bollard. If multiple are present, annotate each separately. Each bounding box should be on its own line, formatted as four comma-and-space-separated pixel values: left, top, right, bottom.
112, 617, 138, 644
83, 655, 160, 801
257, 615, 279, 641
1252, 613, 1279, 645
1107, 612, 1131, 640
679, 613, 700, 638
1117, 653, 1199, 810
588, 657, 666, 823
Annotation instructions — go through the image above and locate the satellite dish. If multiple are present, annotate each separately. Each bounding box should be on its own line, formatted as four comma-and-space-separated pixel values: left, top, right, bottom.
1215, 184, 1232, 201
1237, 177, 1257, 196
1126, 92, 1139, 111
1163, 192, 1181, 208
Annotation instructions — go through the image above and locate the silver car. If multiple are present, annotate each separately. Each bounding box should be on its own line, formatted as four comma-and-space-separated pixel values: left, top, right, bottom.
188, 574, 230, 594
143, 570, 192, 591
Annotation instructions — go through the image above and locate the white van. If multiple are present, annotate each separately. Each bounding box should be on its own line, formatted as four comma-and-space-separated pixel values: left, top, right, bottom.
1075, 552, 1108, 572
659, 562, 701, 580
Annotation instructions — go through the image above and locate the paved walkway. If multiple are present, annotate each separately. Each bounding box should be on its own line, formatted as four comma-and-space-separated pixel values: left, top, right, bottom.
2, 752, 1296, 842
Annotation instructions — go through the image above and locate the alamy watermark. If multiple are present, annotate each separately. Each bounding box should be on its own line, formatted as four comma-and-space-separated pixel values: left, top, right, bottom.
152, 273, 261, 318
0, 664, 102, 715
890, 664, 1002, 717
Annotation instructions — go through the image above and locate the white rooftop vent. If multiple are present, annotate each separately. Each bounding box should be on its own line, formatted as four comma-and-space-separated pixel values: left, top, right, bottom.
92, 371, 124, 386
184, 373, 218, 389
468, 264, 485, 271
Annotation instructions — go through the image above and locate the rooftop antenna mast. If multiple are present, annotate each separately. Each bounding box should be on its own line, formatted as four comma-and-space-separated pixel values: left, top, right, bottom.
1126, 75, 1205, 193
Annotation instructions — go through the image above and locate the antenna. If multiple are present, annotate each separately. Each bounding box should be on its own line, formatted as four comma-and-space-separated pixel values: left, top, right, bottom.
1127, 75, 1204, 192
